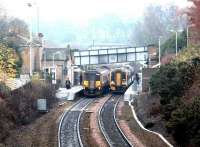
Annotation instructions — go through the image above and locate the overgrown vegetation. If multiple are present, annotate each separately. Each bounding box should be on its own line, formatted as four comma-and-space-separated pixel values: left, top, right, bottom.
0, 80, 57, 143
149, 47, 200, 146
161, 30, 187, 56
0, 43, 18, 81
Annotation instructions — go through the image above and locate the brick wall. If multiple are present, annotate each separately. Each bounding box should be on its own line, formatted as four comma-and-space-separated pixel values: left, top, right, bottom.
142, 68, 158, 92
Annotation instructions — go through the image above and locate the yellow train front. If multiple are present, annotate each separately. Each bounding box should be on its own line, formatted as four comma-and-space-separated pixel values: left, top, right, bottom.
110, 67, 134, 93
82, 69, 109, 97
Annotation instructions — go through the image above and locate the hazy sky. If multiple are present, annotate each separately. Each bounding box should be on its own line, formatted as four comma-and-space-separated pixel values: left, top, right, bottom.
0, 0, 189, 46
1, 0, 188, 24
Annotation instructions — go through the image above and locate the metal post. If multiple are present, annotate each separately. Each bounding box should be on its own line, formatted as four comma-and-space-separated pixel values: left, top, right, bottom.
159, 37, 161, 68
53, 54, 55, 67
44, 47, 46, 80
28, 3, 33, 76
187, 26, 189, 48
176, 31, 178, 56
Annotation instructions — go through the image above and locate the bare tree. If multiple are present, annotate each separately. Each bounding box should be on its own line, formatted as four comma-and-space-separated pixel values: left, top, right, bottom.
132, 3, 187, 46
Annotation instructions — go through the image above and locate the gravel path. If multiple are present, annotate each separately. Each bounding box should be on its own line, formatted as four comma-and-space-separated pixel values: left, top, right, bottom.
117, 100, 145, 147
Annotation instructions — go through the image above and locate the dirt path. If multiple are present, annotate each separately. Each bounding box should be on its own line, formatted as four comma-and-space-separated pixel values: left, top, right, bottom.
4, 102, 73, 147
81, 95, 111, 147
117, 100, 169, 147
117, 100, 145, 147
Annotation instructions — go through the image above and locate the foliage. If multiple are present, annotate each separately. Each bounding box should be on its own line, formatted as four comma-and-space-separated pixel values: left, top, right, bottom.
132, 4, 187, 46
167, 97, 200, 146
150, 62, 194, 104
149, 46, 200, 146
188, 0, 200, 33
0, 82, 11, 99
8, 80, 57, 124
0, 100, 14, 141
174, 46, 200, 64
0, 43, 17, 81
161, 30, 187, 56
0, 8, 29, 76
0, 80, 57, 142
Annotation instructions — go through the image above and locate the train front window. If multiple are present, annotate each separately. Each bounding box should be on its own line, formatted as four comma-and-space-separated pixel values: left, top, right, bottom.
111, 72, 115, 81
122, 72, 126, 80
84, 72, 100, 81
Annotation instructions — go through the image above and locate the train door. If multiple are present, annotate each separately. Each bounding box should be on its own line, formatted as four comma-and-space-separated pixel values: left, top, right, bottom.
116, 72, 121, 86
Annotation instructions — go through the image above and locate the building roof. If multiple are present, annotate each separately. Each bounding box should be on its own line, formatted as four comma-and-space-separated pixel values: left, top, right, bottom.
42, 48, 69, 61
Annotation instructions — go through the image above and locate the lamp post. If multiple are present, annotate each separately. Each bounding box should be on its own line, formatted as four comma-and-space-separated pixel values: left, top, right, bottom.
186, 24, 195, 48
170, 29, 183, 56
187, 26, 189, 48
27, 3, 33, 76
52, 52, 60, 84
158, 36, 161, 68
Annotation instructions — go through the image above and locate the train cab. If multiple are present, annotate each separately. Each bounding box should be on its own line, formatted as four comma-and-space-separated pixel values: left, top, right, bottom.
82, 68, 109, 97
110, 66, 134, 93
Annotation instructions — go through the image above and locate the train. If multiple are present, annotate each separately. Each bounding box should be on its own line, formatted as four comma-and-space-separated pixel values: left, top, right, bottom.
109, 65, 134, 93
82, 67, 110, 97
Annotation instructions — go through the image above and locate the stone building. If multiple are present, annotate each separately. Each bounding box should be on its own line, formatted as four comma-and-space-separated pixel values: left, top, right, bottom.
41, 48, 70, 86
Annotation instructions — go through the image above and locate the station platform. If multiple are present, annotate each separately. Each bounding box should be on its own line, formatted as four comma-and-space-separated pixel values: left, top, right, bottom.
56, 86, 83, 100
124, 73, 142, 102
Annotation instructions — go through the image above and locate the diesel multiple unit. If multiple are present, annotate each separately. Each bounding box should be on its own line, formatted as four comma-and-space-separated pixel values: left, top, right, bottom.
109, 66, 134, 93
82, 68, 110, 97
81, 65, 135, 97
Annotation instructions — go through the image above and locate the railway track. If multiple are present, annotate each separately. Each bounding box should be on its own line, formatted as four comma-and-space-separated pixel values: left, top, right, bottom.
58, 98, 94, 147
99, 95, 133, 147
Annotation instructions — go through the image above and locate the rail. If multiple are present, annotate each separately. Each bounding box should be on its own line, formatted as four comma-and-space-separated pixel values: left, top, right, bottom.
58, 98, 93, 147
98, 95, 132, 147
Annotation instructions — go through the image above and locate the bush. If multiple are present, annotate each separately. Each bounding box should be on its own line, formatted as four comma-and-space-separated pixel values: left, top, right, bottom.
7, 80, 57, 124
0, 80, 58, 143
150, 62, 195, 105
166, 97, 200, 147
0, 82, 11, 99
0, 101, 14, 141
150, 64, 182, 104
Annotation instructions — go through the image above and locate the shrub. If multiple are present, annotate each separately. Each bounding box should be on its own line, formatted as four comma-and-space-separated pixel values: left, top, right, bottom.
150, 62, 195, 105
7, 80, 57, 124
0, 82, 11, 99
0, 101, 14, 141
166, 97, 200, 147
150, 64, 183, 104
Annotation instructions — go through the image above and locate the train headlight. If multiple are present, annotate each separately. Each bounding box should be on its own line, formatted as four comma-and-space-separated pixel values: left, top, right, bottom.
110, 81, 115, 85
96, 80, 101, 88
122, 79, 127, 85
83, 80, 89, 87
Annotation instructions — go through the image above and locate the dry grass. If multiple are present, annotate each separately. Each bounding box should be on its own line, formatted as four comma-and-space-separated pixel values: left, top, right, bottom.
3, 102, 73, 147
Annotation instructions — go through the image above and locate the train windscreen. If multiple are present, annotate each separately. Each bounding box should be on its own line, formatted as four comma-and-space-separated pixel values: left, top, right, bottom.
121, 72, 126, 80
111, 72, 115, 81
84, 72, 100, 81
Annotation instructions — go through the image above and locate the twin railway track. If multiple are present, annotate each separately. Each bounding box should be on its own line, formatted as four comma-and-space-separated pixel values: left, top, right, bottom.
58, 95, 132, 147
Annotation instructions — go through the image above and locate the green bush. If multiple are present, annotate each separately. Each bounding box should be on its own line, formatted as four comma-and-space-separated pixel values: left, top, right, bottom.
150, 64, 182, 104
150, 62, 195, 105
166, 97, 200, 146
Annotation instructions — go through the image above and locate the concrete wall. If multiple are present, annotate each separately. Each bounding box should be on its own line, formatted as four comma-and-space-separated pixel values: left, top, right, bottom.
142, 68, 158, 92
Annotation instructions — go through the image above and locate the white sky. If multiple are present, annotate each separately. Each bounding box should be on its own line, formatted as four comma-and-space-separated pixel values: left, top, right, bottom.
0, 0, 189, 24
